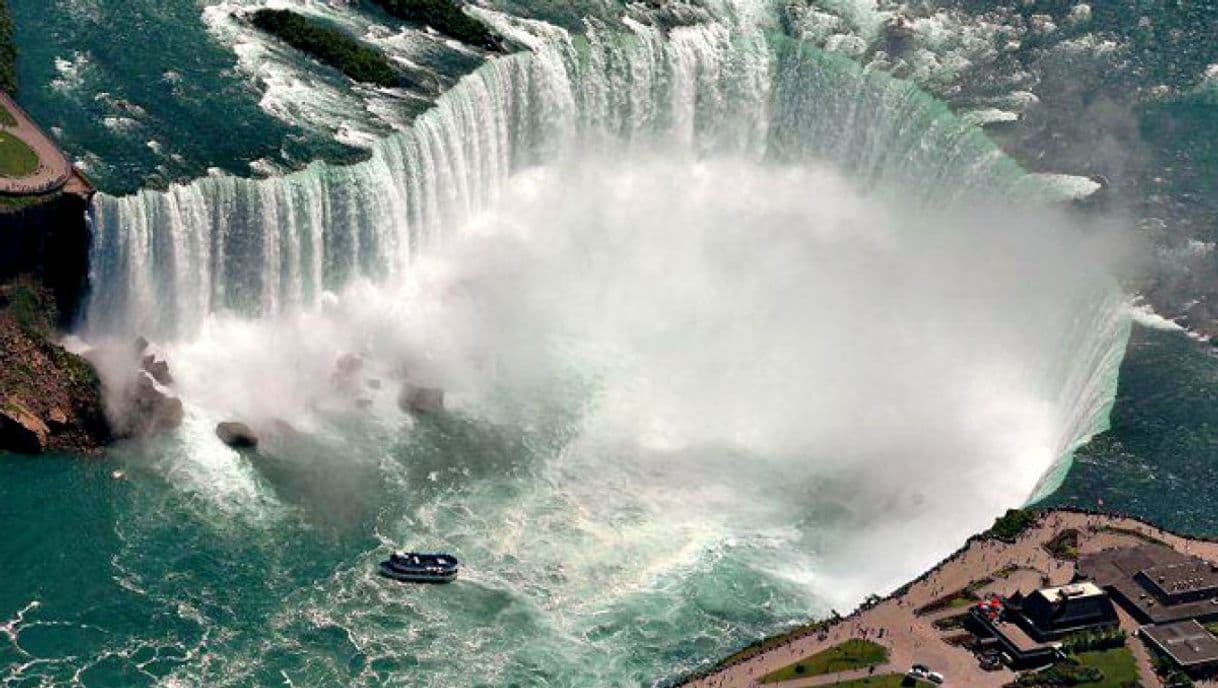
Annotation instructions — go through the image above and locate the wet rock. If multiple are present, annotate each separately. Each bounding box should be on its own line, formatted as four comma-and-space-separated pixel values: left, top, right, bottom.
141, 354, 174, 386
398, 384, 444, 415
331, 353, 363, 391
133, 336, 150, 356
0, 399, 50, 453
115, 373, 184, 438
882, 16, 914, 55
216, 421, 259, 449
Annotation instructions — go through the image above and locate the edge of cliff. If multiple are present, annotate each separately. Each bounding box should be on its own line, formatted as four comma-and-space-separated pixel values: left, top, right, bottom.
0, 275, 110, 454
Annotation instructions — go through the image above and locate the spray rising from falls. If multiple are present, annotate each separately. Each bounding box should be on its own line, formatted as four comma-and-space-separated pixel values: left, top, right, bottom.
79, 20, 1130, 685
90, 25, 1081, 337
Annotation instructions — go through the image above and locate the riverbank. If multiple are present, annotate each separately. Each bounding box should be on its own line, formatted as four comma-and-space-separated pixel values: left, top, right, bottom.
672, 507, 1218, 688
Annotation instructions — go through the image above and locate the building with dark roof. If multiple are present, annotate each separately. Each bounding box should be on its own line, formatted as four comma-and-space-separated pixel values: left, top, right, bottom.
1141, 621, 1218, 676
1008, 582, 1119, 641
967, 583, 1117, 669
1138, 561, 1218, 605
1078, 544, 1218, 625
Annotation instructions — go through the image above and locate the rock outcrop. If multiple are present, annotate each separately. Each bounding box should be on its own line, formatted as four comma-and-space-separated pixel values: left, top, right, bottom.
0, 398, 49, 453
112, 372, 183, 438
398, 383, 444, 415
106, 338, 183, 439
216, 421, 258, 449
0, 279, 110, 454
141, 354, 173, 386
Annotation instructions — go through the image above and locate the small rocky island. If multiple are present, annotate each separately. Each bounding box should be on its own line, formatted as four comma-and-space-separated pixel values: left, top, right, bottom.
675, 508, 1218, 688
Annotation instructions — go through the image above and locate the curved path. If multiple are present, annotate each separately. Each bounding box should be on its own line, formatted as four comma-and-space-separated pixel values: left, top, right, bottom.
0, 92, 72, 196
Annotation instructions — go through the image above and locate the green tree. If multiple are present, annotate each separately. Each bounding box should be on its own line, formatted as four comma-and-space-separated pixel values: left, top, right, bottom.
367, 0, 502, 51
250, 9, 402, 88
0, 0, 18, 94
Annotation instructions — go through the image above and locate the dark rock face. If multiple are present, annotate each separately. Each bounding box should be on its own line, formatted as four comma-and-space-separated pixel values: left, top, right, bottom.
0, 399, 49, 453
0, 193, 92, 327
0, 279, 111, 454
216, 421, 258, 449
398, 383, 444, 415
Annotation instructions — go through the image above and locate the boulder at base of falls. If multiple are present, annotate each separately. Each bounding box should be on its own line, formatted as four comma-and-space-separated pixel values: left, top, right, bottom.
113, 373, 184, 438
141, 354, 174, 386
398, 384, 444, 415
0, 279, 112, 454
216, 422, 258, 449
99, 337, 185, 439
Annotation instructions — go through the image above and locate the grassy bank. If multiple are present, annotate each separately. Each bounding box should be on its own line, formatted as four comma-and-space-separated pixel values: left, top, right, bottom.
760, 640, 888, 684
0, 129, 38, 177
250, 9, 402, 88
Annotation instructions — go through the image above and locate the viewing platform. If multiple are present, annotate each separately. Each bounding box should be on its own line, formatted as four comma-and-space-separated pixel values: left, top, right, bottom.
0, 92, 85, 198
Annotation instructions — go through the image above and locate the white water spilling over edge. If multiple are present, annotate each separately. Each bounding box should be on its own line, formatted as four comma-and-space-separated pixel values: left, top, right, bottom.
78, 20, 1132, 683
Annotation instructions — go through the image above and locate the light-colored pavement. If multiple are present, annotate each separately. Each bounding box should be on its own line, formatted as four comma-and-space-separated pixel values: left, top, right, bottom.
678, 509, 1202, 688
0, 92, 72, 195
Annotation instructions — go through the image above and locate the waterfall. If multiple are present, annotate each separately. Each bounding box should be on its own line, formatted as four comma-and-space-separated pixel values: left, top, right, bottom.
87, 26, 1053, 337
84, 20, 1130, 502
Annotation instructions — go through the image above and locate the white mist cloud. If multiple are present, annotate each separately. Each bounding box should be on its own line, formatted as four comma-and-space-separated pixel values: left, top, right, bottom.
137, 150, 1127, 605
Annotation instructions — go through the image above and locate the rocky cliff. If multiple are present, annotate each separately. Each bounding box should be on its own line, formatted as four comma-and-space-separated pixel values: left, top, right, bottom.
0, 191, 92, 326
0, 190, 113, 454
0, 275, 110, 453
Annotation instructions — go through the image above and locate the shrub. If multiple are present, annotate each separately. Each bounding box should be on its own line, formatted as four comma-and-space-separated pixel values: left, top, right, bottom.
1060, 628, 1127, 654
1008, 661, 1102, 687
368, 0, 502, 51
0, 0, 15, 94
250, 9, 401, 87
989, 508, 1039, 542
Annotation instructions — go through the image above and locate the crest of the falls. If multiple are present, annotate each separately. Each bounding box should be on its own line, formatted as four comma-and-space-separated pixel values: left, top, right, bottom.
87, 25, 1064, 339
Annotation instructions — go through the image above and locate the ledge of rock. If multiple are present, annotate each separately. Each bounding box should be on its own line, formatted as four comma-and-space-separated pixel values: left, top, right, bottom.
0, 278, 110, 454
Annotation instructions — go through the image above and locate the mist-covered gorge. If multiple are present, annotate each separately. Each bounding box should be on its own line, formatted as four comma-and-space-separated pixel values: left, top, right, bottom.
3, 9, 1138, 688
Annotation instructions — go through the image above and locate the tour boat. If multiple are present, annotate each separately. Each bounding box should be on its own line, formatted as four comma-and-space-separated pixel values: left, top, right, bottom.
378, 551, 460, 584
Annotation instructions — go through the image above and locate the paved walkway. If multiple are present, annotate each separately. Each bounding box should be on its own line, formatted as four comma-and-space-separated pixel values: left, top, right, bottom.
678, 510, 1199, 688
0, 92, 71, 195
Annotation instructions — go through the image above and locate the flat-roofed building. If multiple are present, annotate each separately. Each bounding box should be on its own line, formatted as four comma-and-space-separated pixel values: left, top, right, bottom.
1010, 582, 1119, 641
1138, 561, 1218, 605
1078, 544, 1218, 625
1141, 620, 1218, 676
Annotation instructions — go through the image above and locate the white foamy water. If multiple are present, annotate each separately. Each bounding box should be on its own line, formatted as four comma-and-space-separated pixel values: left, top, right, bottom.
79, 17, 1131, 687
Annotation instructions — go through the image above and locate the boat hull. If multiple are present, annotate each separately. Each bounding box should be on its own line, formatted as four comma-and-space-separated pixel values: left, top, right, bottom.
378, 562, 459, 584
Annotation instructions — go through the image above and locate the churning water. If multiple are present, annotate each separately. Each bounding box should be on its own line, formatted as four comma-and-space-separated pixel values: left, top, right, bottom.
5, 13, 1132, 688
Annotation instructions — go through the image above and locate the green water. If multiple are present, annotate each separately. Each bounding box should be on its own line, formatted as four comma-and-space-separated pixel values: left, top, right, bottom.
4, 0, 1218, 686
0, 410, 836, 686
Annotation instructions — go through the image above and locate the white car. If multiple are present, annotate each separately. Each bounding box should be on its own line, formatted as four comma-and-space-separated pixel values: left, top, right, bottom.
926, 670, 945, 684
